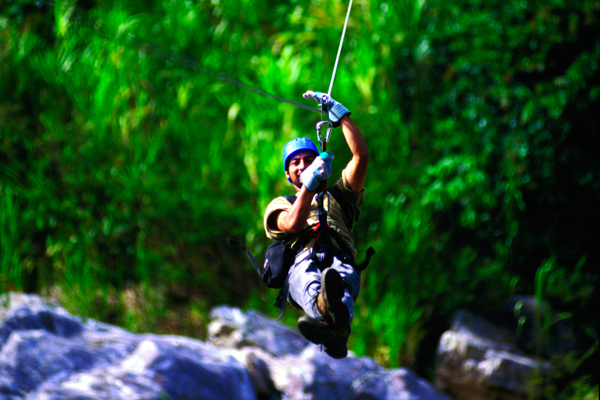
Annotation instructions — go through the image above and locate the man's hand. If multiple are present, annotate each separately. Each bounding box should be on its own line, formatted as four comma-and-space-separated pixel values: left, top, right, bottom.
303, 91, 351, 127
300, 151, 334, 192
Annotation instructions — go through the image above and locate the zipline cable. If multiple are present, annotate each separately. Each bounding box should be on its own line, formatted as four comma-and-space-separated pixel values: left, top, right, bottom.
27, 0, 326, 115
327, 0, 353, 97
319, 0, 353, 198
90, 20, 326, 115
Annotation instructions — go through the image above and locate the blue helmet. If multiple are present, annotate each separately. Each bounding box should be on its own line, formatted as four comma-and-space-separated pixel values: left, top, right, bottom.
282, 137, 319, 172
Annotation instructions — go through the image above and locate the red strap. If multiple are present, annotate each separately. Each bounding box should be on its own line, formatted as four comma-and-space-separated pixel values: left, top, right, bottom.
312, 222, 334, 243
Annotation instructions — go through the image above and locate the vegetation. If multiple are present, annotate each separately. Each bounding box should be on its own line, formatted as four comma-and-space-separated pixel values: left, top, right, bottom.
1, 0, 598, 397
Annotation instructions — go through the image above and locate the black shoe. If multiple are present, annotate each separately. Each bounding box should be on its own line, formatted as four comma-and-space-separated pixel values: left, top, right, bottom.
297, 316, 348, 359
322, 268, 351, 332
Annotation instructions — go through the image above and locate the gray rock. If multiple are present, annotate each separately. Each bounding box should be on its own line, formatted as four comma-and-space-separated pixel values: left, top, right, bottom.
1, 294, 256, 400
208, 306, 308, 356
30, 337, 257, 400
1, 329, 133, 398
0, 294, 83, 346
435, 310, 551, 400
209, 306, 452, 400
450, 310, 517, 351
1, 293, 450, 400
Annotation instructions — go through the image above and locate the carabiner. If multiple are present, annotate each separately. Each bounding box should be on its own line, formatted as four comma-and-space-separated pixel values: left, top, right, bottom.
316, 120, 333, 152
316, 191, 331, 217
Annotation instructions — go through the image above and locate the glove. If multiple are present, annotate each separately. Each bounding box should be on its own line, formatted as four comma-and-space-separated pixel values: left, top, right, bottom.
303, 91, 351, 127
300, 152, 334, 192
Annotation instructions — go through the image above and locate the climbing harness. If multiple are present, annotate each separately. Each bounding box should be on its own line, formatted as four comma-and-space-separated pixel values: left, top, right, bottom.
228, 185, 370, 320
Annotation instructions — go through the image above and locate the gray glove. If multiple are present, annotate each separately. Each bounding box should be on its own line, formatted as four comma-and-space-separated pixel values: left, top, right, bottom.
300, 151, 334, 191
303, 91, 351, 127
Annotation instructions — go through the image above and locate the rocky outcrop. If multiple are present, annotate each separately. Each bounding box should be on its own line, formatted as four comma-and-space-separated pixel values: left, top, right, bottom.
208, 306, 452, 400
2, 292, 566, 400
0, 293, 450, 400
435, 309, 552, 400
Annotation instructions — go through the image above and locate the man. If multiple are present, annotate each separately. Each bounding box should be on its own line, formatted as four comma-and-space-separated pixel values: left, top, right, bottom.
263, 91, 369, 358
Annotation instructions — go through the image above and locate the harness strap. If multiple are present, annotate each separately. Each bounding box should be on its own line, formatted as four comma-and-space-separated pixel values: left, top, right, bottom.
310, 223, 375, 272
226, 238, 261, 277
275, 273, 291, 320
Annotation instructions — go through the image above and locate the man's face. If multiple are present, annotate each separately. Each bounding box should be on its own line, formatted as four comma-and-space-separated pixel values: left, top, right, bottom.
286, 150, 317, 188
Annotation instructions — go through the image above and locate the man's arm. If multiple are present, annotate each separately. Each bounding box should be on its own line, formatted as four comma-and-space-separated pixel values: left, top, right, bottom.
272, 117, 367, 232
340, 116, 369, 192
274, 187, 314, 234
301, 91, 369, 192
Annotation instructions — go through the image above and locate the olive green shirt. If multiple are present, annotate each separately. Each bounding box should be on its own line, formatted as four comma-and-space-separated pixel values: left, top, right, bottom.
264, 169, 364, 259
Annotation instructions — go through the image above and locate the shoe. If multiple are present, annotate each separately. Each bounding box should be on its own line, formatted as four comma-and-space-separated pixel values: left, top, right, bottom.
321, 268, 351, 332
297, 316, 348, 359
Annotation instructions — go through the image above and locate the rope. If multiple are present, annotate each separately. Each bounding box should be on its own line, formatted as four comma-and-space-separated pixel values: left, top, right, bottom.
40, 0, 327, 116
26, 0, 352, 115
327, 0, 354, 97
211, 72, 325, 115
319, 0, 354, 212
107, 23, 326, 115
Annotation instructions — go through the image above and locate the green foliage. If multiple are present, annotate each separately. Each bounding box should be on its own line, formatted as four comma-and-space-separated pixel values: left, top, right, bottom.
0, 186, 22, 290
1, 0, 598, 395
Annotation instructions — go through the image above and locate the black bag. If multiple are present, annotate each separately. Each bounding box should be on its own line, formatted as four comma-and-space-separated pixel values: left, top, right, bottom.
261, 240, 296, 289
226, 237, 296, 289
227, 196, 298, 290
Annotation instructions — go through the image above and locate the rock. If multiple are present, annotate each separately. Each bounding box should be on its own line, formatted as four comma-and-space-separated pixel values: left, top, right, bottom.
208, 306, 308, 356
1, 293, 451, 400
435, 310, 551, 400
208, 307, 452, 400
242, 350, 281, 400
450, 309, 517, 350
1, 329, 134, 398
496, 296, 579, 359
1, 294, 255, 400
31, 337, 256, 400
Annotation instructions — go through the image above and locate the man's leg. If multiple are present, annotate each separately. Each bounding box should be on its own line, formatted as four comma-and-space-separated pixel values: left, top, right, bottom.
287, 250, 322, 320
296, 316, 349, 359
287, 252, 360, 317
289, 251, 360, 359
320, 267, 350, 331
329, 255, 361, 323
288, 251, 348, 358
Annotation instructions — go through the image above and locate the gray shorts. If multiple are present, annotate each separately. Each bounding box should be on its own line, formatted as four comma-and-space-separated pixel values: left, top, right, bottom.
287, 248, 361, 321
